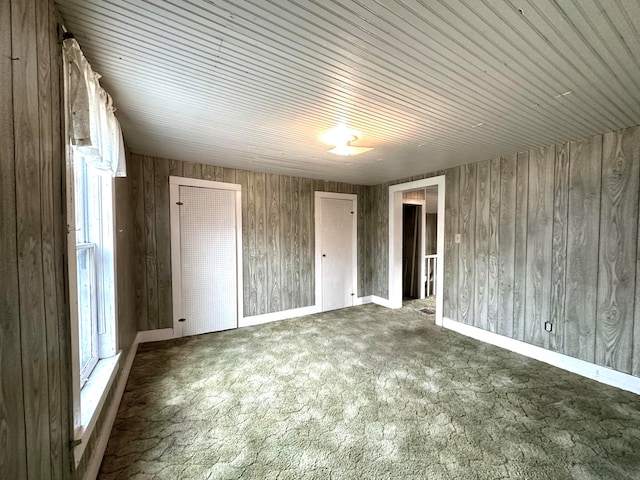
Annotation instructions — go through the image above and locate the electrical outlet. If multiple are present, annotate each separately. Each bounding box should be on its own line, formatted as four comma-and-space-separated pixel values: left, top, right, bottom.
544, 322, 553, 332
455, 233, 461, 243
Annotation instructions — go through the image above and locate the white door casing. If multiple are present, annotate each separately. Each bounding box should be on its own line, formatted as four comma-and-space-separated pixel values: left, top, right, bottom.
315, 192, 358, 312
169, 176, 243, 337
389, 177, 445, 326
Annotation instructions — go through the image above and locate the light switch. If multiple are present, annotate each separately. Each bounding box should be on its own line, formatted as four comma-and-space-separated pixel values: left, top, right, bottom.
455, 233, 461, 243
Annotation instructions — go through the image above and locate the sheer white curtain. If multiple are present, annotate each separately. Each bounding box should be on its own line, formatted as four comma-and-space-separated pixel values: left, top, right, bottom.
63, 38, 126, 177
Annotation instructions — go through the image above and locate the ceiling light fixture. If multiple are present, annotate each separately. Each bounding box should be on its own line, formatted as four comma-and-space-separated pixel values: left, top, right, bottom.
328, 135, 373, 156
322, 125, 373, 156
321, 125, 358, 145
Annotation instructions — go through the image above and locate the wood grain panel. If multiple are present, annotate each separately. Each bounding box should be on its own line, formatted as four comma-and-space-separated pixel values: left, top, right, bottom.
487, 157, 501, 333
201, 164, 216, 180
299, 177, 314, 307
266, 173, 281, 312
524, 145, 555, 348
497, 154, 516, 337
381, 183, 389, 299
254, 172, 267, 314
376, 183, 385, 297
154, 158, 172, 329
182, 161, 201, 179
36, 1, 63, 476
325, 180, 338, 192
12, 0, 53, 475
279, 175, 293, 311
635, 225, 640, 376
169, 158, 183, 177
474, 160, 489, 330
342, 182, 357, 194
369, 184, 380, 296
223, 167, 236, 184
375, 183, 390, 298
291, 176, 301, 307
356, 184, 366, 296
130, 155, 148, 330
236, 169, 253, 315
48, 8, 70, 476
361, 186, 372, 297
0, 0, 28, 476
550, 142, 570, 352
143, 155, 159, 329
244, 171, 258, 316
368, 184, 379, 296
564, 135, 602, 362
115, 172, 138, 354
512, 152, 529, 341
443, 167, 459, 319
215, 166, 225, 182
596, 127, 640, 373
458, 164, 476, 325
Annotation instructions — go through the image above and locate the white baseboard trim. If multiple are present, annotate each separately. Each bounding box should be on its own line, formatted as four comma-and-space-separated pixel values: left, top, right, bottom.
241, 305, 321, 327
442, 317, 640, 395
136, 328, 174, 343
372, 295, 393, 308
353, 296, 373, 306
82, 340, 139, 480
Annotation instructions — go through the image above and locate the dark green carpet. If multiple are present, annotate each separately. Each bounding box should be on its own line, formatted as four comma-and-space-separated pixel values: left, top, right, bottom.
99, 301, 640, 479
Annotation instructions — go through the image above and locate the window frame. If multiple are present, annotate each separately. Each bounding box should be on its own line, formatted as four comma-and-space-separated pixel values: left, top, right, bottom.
62, 36, 126, 467
66, 147, 121, 466
76, 241, 99, 386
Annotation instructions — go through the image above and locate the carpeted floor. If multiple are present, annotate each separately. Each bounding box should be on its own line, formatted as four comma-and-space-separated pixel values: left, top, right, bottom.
99, 300, 640, 479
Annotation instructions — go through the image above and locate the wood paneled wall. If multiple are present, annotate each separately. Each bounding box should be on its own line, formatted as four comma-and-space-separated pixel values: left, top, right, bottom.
446, 126, 640, 376
369, 182, 389, 298
1, 2, 139, 477
130, 154, 370, 327
1, 1, 71, 477
368, 125, 640, 378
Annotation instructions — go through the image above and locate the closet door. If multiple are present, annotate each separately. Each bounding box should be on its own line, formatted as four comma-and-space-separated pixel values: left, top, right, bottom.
177, 184, 238, 336
315, 192, 357, 312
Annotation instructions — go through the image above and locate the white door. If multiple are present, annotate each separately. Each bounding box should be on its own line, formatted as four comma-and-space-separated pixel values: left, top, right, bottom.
316, 193, 357, 311
176, 184, 238, 336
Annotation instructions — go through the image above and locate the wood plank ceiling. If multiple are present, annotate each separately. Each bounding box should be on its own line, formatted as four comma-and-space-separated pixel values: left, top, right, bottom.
55, 0, 640, 185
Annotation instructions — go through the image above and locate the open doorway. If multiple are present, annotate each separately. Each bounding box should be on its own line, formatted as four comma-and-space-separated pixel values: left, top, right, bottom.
401, 187, 438, 303
402, 197, 425, 300
389, 177, 445, 326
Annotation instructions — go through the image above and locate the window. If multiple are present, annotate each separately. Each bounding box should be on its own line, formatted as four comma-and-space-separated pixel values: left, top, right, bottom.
73, 153, 117, 386
63, 36, 127, 465
67, 147, 120, 466
76, 242, 98, 383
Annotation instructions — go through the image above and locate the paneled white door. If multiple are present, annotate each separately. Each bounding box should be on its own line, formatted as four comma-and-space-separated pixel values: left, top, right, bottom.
177, 184, 238, 336
316, 193, 357, 311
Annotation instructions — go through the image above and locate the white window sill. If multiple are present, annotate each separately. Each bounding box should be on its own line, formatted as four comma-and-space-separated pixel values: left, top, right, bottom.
74, 352, 121, 467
